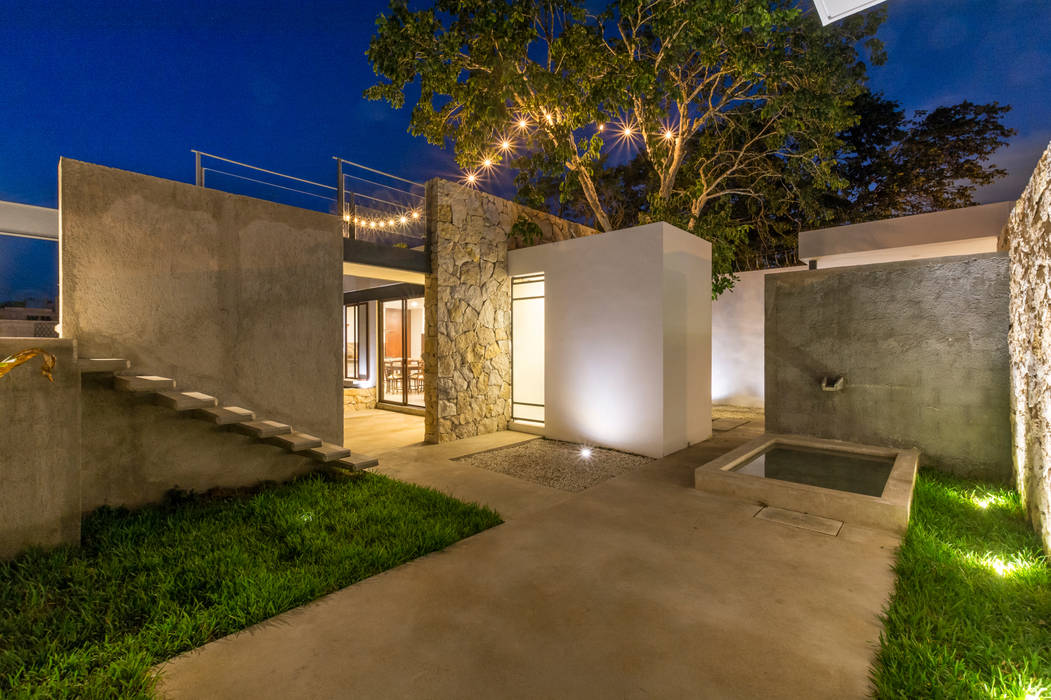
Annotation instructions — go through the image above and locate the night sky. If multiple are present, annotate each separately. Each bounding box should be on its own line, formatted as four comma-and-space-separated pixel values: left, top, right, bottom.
1, 0, 1049, 301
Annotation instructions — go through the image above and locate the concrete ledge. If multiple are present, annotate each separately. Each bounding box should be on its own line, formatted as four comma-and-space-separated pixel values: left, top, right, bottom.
694, 433, 919, 533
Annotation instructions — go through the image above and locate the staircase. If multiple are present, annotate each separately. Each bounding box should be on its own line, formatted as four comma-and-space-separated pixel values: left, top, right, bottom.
78, 357, 377, 476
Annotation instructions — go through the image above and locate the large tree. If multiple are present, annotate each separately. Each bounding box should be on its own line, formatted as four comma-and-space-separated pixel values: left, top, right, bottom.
827, 91, 1014, 224
366, 0, 883, 284
521, 90, 1015, 274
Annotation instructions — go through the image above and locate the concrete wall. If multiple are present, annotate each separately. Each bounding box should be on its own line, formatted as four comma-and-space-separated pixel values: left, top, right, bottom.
80, 376, 317, 510
0, 338, 80, 556
508, 223, 712, 458
999, 139, 1051, 553
60, 159, 343, 508
60, 159, 343, 443
424, 179, 596, 443
765, 253, 1011, 480
712, 267, 805, 407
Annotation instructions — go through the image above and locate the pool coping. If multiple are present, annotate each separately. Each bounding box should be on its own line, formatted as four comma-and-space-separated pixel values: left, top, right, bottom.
693, 433, 919, 533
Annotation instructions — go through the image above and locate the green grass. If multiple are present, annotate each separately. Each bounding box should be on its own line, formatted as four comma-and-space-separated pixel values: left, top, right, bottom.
0, 473, 501, 698
872, 469, 1051, 699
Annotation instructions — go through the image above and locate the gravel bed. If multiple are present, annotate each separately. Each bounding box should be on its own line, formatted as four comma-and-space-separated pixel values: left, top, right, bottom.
454, 438, 653, 492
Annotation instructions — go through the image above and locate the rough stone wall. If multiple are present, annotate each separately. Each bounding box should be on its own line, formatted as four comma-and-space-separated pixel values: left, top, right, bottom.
1000, 139, 1051, 553
0, 338, 80, 558
344, 386, 377, 411
424, 179, 595, 443
766, 253, 1011, 480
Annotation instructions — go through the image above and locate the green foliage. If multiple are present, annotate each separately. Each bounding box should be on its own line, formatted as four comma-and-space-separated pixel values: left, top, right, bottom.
872, 470, 1051, 699
509, 215, 543, 246
0, 474, 501, 698
828, 92, 1015, 224
366, 0, 883, 293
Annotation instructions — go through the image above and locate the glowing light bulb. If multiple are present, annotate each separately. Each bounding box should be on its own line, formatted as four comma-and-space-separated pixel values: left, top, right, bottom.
482, 158, 493, 168
387, 219, 394, 226
663, 129, 674, 141
378, 220, 385, 227
517, 119, 529, 129
411, 211, 420, 219
623, 125, 633, 137
369, 220, 376, 228
465, 172, 478, 184
580, 446, 593, 459
399, 215, 407, 224
343, 213, 350, 222
545, 113, 554, 124
597, 123, 604, 131
500, 140, 511, 151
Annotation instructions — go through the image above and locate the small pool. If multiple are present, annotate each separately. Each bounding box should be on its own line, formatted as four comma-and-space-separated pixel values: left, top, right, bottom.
731, 446, 894, 497
695, 434, 919, 533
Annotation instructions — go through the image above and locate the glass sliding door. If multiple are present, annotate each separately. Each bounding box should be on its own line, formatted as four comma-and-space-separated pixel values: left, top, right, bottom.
379, 297, 425, 407
344, 302, 369, 381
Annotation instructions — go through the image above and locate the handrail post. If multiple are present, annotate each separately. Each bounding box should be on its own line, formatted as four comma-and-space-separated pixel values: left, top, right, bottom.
194, 151, 203, 187
336, 158, 348, 237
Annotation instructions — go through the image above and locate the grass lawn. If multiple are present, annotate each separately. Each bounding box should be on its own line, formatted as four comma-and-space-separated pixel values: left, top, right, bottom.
0, 472, 501, 698
873, 469, 1051, 699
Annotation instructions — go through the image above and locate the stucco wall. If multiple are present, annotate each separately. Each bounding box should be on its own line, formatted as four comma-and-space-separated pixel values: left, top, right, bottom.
60, 159, 343, 444
712, 266, 806, 408
1000, 139, 1051, 552
424, 179, 595, 443
0, 338, 80, 557
766, 253, 1011, 480
506, 223, 711, 457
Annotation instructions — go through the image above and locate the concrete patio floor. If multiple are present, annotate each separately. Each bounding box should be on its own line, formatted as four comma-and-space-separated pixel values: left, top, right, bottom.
156, 415, 899, 699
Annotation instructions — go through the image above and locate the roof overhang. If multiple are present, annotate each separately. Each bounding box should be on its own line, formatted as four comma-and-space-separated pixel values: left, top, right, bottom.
813, 0, 887, 25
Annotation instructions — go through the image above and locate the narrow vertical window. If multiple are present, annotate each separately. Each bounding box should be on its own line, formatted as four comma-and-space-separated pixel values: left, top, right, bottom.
512, 273, 545, 426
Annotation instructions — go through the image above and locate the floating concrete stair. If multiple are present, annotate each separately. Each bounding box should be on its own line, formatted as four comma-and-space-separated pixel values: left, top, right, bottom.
91, 361, 378, 471
335, 453, 379, 470
195, 405, 256, 425
233, 420, 293, 439
114, 375, 176, 392
305, 442, 352, 463
78, 357, 131, 373
154, 390, 218, 411
268, 431, 324, 453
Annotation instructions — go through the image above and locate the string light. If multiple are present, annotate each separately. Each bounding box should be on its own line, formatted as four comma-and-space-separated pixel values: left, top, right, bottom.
411, 210, 420, 219
500, 139, 512, 151
399, 215, 407, 224
517, 118, 529, 129
482, 157, 493, 168
597, 123, 604, 132
663, 129, 674, 141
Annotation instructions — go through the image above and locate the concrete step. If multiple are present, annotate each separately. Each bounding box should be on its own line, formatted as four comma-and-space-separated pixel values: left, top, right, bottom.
335, 454, 379, 471
154, 390, 218, 411
114, 375, 176, 392
305, 442, 352, 463
195, 405, 256, 425
233, 420, 292, 439
268, 431, 323, 452
77, 358, 131, 373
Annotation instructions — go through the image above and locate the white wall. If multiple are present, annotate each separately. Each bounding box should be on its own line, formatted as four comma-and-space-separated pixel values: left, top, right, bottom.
508, 223, 711, 458
712, 267, 805, 408
799, 201, 1012, 263
0, 200, 58, 240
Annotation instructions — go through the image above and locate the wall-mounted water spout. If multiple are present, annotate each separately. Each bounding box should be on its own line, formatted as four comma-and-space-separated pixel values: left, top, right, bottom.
821, 376, 845, 392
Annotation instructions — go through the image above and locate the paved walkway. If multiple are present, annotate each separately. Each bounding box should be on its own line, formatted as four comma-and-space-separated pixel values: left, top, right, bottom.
156, 417, 898, 699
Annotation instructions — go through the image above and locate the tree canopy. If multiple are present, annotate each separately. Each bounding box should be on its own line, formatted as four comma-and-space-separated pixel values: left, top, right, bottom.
367, 0, 884, 289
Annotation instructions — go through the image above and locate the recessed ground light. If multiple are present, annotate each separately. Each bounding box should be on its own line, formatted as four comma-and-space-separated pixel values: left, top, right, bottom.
579, 446, 593, 459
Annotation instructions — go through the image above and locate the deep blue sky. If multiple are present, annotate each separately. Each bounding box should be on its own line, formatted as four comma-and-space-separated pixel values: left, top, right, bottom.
1, 0, 1049, 301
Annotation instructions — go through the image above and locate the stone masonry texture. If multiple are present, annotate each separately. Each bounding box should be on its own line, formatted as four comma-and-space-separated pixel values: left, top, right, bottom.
424, 179, 595, 443
1000, 139, 1051, 553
